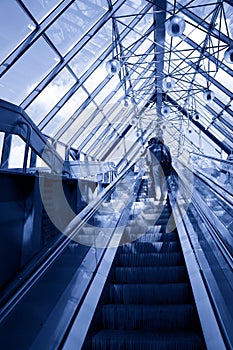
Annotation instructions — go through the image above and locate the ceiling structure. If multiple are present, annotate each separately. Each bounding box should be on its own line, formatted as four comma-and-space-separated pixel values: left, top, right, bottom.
0, 0, 233, 168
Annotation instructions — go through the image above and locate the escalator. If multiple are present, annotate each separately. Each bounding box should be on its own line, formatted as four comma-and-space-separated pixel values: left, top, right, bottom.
1, 170, 229, 350
86, 187, 206, 349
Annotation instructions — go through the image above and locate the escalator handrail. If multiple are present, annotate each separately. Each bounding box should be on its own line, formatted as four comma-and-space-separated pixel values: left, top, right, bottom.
174, 160, 233, 267
189, 152, 233, 166
0, 99, 64, 174
194, 168, 233, 205
171, 168, 233, 349
170, 193, 227, 350
176, 158, 233, 205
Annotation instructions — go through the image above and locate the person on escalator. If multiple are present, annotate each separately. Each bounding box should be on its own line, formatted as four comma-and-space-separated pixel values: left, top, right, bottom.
146, 136, 172, 202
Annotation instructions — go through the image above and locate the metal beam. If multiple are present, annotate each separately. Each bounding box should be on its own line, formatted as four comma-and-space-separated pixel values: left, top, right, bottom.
166, 94, 232, 154
153, 0, 167, 120
174, 1, 233, 47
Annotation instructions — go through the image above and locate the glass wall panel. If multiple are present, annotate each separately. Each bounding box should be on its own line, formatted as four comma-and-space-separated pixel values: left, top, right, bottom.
8, 135, 25, 169
0, 37, 59, 105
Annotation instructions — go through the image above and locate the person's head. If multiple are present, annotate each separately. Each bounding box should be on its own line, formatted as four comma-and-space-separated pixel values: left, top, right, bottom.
148, 137, 158, 145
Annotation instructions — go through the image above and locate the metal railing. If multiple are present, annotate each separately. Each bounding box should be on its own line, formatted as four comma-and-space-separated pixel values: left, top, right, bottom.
170, 160, 233, 349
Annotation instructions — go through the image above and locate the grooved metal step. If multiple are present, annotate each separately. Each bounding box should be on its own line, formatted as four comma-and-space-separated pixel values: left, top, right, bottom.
137, 231, 178, 241
109, 283, 191, 304
114, 266, 187, 283
118, 252, 184, 266
102, 304, 198, 331
92, 330, 204, 350
119, 241, 180, 253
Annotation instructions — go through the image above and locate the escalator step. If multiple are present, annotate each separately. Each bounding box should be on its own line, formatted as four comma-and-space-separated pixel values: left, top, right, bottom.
114, 266, 187, 283
109, 283, 191, 304
137, 232, 178, 242
102, 304, 198, 331
118, 252, 183, 266
128, 233, 178, 243
119, 241, 180, 253
92, 329, 204, 350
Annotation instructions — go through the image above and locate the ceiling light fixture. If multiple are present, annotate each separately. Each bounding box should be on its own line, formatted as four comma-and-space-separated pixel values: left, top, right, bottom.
203, 89, 215, 102
163, 76, 175, 91
166, 15, 186, 37
105, 58, 121, 75
161, 104, 171, 116
224, 46, 233, 64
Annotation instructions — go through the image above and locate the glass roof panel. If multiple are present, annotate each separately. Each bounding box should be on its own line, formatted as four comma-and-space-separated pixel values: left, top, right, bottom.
115, 0, 146, 25
224, 2, 233, 37
83, 65, 108, 93
42, 86, 88, 136
26, 67, 76, 124
46, 0, 108, 56
0, 1, 35, 63
93, 74, 120, 104
69, 20, 112, 77
80, 125, 110, 154
1, 0, 233, 161
22, 0, 63, 22
0, 37, 59, 104
182, 1, 216, 22
59, 100, 97, 144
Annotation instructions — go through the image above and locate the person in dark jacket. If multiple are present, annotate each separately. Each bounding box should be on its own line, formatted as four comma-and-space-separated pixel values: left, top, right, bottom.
146, 136, 172, 201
